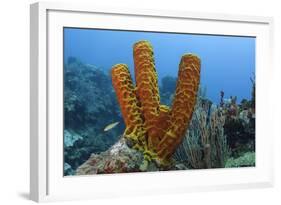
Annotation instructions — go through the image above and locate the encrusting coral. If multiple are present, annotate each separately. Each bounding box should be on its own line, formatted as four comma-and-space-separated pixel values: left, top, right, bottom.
111, 40, 201, 167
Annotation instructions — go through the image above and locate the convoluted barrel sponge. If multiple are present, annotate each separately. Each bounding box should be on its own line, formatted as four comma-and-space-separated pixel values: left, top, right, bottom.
111, 41, 201, 165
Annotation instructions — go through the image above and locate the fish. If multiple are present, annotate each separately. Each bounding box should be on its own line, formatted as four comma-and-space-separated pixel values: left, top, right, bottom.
103, 122, 120, 132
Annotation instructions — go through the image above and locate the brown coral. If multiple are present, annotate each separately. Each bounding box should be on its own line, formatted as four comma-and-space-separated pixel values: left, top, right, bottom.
111, 40, 201, 164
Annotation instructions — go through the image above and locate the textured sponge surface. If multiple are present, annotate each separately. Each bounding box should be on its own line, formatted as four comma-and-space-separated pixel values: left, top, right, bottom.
111, 41, 201, 164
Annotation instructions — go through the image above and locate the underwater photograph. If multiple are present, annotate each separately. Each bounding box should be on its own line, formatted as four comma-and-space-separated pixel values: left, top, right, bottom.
63, 28, 256, 176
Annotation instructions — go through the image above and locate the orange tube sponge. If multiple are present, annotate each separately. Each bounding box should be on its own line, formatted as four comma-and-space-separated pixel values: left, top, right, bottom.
157, 54, 201, 160
111, 41, 201, 165
146, 105, 171, 152
133, 41, 161, 151
111, 64, 146, 146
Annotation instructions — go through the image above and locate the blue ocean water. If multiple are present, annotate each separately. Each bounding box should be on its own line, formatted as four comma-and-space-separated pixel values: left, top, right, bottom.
64, 28, 255, 104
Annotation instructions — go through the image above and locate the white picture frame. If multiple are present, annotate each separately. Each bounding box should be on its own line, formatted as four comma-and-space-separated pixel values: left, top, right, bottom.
30, 1, 274, 202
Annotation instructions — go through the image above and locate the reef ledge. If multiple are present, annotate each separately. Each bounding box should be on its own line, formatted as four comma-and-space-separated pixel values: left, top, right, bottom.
75, 136, 188, 175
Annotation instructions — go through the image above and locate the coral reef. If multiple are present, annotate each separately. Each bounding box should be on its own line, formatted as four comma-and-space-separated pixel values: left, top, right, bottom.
173, 94, 229, 169
64, 130, 83, 147
173, 81, 256, 169
63, 57, 125, 174
64, 163, 75, 175
225, 152, 255, 167
111, 40, 201, 165
250, 74, 255, 110
65, 47, 255, 175
220, 91, 255, 157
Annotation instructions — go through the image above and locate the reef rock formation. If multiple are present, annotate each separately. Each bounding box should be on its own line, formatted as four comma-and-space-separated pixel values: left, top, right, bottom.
76, 137, 144, 174
76, 136, 188, 174
111, 40, 201, 166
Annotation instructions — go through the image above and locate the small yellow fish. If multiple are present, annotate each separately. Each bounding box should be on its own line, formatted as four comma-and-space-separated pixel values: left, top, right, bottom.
104, 122, 119, 132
